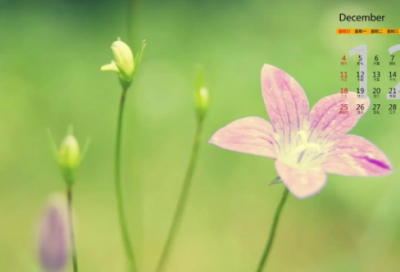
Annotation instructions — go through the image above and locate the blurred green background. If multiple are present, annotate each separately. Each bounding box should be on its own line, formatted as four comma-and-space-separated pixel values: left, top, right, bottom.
1, 0, 400, 271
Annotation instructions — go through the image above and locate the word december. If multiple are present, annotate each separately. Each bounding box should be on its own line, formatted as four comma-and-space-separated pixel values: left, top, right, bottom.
340, 13, 385, 21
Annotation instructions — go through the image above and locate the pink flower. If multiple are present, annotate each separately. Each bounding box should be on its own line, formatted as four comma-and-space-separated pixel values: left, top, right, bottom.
38, 202, 69, 272
209, 64, 393, 199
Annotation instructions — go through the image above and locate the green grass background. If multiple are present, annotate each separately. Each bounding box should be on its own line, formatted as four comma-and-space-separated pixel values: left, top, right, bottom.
1, 0, 400, 271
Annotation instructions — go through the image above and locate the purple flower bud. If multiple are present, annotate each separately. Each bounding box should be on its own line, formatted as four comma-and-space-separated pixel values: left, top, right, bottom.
38, 202, 69, 272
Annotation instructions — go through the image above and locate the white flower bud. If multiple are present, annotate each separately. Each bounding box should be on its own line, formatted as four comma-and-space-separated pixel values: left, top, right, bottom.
101, 39, 135, 84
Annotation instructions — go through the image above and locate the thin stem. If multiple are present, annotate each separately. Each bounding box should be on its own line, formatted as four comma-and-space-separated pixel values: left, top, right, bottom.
256, 188, 289, 272
67, 187, 79, 272
155, 120, 204, 272
115, 89, 138, 272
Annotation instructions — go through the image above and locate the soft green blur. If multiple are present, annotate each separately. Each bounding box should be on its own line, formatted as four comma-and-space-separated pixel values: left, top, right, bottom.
1, 0, 400, 272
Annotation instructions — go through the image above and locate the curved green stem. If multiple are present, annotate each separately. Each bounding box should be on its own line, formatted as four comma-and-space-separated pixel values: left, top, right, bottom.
67, 186, 78, 272
155, 120, 204, 272
115, 89, 138, 272
256, 188, 289, 272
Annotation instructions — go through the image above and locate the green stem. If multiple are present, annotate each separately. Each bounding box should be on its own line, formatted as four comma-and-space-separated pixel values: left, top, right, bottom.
115, 89, 138, 272
155, 120, 204, 272
256, 188, 289, 272
67, 186, 79, 272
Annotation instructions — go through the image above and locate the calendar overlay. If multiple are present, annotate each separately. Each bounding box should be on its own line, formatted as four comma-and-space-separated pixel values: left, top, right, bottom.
337, 29, 400, 34
340, 44, 399, 115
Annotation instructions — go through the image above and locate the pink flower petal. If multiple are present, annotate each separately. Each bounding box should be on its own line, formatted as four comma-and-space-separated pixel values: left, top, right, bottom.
209, 117, 277, 158
322, 135, 393, 176
39, 204, 68, 272
308, 92, 370, 142
275, 160, 326, 199
261, 64, 309, 144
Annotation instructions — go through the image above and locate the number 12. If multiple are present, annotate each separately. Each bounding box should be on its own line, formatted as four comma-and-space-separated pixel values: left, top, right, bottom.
348, 44, 400, 99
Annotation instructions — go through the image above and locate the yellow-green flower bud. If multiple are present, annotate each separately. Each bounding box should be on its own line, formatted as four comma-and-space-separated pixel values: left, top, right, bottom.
194, 66, 210, 120
195, 87, 210, 120
101, 39, 135, 84
47, 127, 89, 187
59, 134, 80, 185
59, 135, 80, 170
